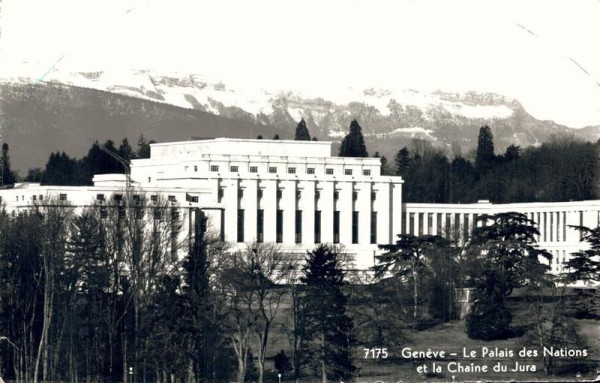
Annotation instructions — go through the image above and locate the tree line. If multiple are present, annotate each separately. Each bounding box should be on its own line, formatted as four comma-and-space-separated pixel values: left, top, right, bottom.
0, 135, 155, 187
395, 125, 600, 203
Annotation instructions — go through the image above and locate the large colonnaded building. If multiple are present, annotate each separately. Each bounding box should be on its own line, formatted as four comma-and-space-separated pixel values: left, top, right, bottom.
1, 137, 600, 274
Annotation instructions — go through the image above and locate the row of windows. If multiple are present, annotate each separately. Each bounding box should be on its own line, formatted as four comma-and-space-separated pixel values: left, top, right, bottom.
223, 188, 378, 202
237, 209, 377, 245
209, 165, 372, 176
95, 193, 177, 203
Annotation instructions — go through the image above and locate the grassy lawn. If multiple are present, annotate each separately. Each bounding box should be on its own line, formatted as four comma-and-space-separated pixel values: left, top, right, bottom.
265, 291, 600, 383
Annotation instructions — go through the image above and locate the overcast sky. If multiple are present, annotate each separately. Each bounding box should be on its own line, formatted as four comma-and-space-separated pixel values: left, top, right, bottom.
1, 0, 599, 128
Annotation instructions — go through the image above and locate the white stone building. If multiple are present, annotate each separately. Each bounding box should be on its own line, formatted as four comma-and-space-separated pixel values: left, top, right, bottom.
1, 137, 599, 272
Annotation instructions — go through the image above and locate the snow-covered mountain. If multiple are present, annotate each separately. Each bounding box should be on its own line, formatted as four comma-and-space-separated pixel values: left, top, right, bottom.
1, 69, 599, 173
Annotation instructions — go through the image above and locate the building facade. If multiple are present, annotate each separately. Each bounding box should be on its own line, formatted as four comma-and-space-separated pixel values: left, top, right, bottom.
1, 138, 598, 272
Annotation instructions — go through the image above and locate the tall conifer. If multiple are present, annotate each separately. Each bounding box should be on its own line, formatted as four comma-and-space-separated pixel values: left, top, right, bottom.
339, 119, 368, 157
294, 119, 311, 141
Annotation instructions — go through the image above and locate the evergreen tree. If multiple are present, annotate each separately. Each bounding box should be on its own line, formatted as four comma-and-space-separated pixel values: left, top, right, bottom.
136, 134, 155, 159
1, 143, 17, 185
300, 245, 357, 382
475, 125, 495, 173
273, 134, 280, 140
394, 147, 410, 176
182, 209, 213, 381
256, 135, 263, 139
118, 138, 135, 161
464, 212, 551, 340
339, 119, 368, 157
294, 119, 311, 141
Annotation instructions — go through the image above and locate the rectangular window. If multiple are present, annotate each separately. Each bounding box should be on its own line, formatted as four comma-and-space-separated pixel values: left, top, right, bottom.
133, 194, 141, 203
230, 165, 239, 172
100, 207, 108, 219
210, 165, 219, 172
96, 193, 105, 201
220, 210, 225, 242
550, 212, 554, 242
409, 213, 415, 235
345, 169, 353, 176
257, 210, 264, 243
59, 193, 67, 201
418, 213, 424, 236
276, 210, 283, 243
352, 211, 359, 244
237, 209, 245, 242
151, 194, 158, 202
113, 194, 123, 202
250, 166, 258, 173
288, 167, 296, 174
437, 213, 443, 234
307, 167, 315, 174
154, 209, 162, 220
454, 213, 461, 240
326, 168, 334, 175
269, 167, 277, 174
168, 195, 176, 202
39, 195, 43, 201
363, 169, 371, 176
315, 210, 321, 243
194, 165, 198, 172
171, 209, 180, 220
427, 213, 433, 234
563, 212, 567, 241
295, 210, 302, 243
370, 212, 377, 244
333, 211, 340, 243
32, 195, 36, 201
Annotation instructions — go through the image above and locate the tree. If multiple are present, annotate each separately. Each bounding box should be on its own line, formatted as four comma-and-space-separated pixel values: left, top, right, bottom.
294, 119, 311, 141
475, 125, 495, 174
273, 134, 280, 140
374, 234, 450, 327
1, 143, 17, 185
565, 226, 600, 284
136, 135, 155, 159
339, 119, 368, 157
25, 168, 44, 182
299, 245, 357, 382
220, 244, 294, 383
464, 212, 551, 340
256, 135, 263, 139
118, 138, 136, 162
394, 147, 410, 176
182, 209, 212, 381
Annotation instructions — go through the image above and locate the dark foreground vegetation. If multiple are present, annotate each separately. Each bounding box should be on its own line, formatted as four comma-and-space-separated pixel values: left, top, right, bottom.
0, 194, 598, 383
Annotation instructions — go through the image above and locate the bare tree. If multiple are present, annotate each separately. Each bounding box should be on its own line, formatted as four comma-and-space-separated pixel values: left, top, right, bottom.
218, 243, 296, 383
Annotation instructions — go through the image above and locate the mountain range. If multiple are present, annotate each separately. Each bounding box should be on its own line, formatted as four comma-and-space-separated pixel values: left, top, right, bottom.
1, 69, 599, 174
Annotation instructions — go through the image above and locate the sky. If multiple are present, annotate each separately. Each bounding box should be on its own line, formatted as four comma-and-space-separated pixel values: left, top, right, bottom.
1, 0, 599, 128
